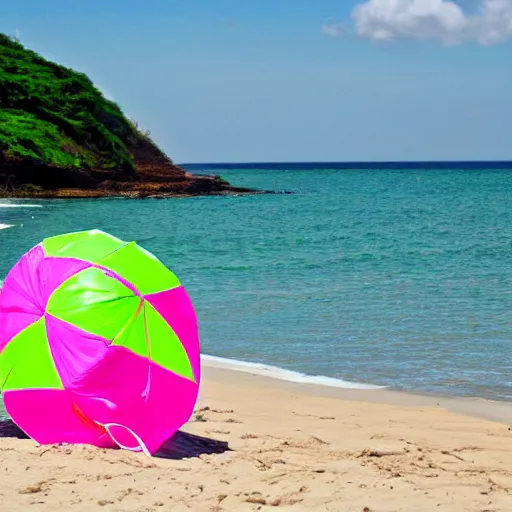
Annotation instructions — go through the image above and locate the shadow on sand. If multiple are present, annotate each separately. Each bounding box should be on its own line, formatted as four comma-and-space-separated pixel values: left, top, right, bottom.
0, 419, 231, 460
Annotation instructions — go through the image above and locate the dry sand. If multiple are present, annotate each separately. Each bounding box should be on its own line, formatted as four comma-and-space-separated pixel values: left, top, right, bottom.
2, 361, 512, 512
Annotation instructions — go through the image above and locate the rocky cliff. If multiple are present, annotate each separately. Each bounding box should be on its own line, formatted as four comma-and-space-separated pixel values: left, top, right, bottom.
0, 34, 259, 198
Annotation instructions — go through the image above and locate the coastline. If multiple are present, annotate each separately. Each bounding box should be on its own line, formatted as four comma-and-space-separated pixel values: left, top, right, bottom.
0, 177, 270, 200
201, 355, 512, 425
0, 156, 274, 200
0, 189, 271, 200
2, 359, 512, 511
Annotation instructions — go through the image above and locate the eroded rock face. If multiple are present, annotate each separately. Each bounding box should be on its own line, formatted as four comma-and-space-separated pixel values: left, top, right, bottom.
0, 155, 264, 198
0, 164, 265, 198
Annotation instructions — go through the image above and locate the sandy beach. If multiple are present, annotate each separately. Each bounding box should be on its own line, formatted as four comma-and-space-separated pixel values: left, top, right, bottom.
2, 359, 512, 512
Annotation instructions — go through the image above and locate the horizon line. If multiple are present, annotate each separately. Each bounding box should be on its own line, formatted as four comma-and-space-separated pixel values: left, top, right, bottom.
180, 159, 512, 164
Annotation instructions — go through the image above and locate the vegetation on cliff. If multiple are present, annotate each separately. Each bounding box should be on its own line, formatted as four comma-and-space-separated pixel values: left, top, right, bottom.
0, 34, 262, 197
0, 34, 154, 172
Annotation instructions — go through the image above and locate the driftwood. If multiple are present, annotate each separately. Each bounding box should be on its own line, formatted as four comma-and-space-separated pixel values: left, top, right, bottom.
0, 419, 230, 460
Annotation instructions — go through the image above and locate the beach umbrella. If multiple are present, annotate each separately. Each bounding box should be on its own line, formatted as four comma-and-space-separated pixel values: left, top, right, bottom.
0, 229, 201, 456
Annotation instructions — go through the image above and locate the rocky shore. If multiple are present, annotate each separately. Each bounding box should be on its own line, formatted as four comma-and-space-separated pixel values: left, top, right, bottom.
0, 158, 268, 199
0, 128, 272, 199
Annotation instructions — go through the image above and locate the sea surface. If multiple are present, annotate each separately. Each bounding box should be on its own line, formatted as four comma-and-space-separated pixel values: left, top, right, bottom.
2, 162, 512, 406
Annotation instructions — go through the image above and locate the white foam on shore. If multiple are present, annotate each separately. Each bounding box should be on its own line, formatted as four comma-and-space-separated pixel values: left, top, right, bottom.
201, 354, 386, 390
0, 203, 42, 208
0, 224, 14, 230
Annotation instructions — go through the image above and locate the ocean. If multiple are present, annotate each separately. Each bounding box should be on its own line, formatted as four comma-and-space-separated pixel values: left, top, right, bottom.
2, 162, 512, 408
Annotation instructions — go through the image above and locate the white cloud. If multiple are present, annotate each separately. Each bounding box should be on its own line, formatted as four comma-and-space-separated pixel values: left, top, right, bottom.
323, 0, 512, 45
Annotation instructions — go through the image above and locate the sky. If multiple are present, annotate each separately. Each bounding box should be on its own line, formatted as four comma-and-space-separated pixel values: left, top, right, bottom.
2, 0, 512, 163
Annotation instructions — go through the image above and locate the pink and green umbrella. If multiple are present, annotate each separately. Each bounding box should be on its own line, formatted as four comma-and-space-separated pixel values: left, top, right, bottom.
0, 229, 201, 456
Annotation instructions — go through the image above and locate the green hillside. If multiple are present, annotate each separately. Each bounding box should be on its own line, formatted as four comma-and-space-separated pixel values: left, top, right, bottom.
0, 34, 154, 172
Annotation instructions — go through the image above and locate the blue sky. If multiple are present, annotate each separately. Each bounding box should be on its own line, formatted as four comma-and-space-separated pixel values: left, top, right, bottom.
2, 0, 512, 163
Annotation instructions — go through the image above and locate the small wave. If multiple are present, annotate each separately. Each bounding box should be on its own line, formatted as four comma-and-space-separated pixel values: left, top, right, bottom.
0, 203, 42, 208
201, 354, 386, 390
0, 224, 14, 230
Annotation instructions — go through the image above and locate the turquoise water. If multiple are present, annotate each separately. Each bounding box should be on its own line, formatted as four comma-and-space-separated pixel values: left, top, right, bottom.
2, 166, 512, 401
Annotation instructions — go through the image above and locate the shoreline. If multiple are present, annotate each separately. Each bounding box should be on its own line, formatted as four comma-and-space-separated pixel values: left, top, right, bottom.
201, 354, 512, 425
0, 158, 278, 200
0, 189, 272, 200
0, 187, 290, 200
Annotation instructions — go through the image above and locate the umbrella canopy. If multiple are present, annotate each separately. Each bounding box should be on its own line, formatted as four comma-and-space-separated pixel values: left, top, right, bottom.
0, 229, 201, 455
